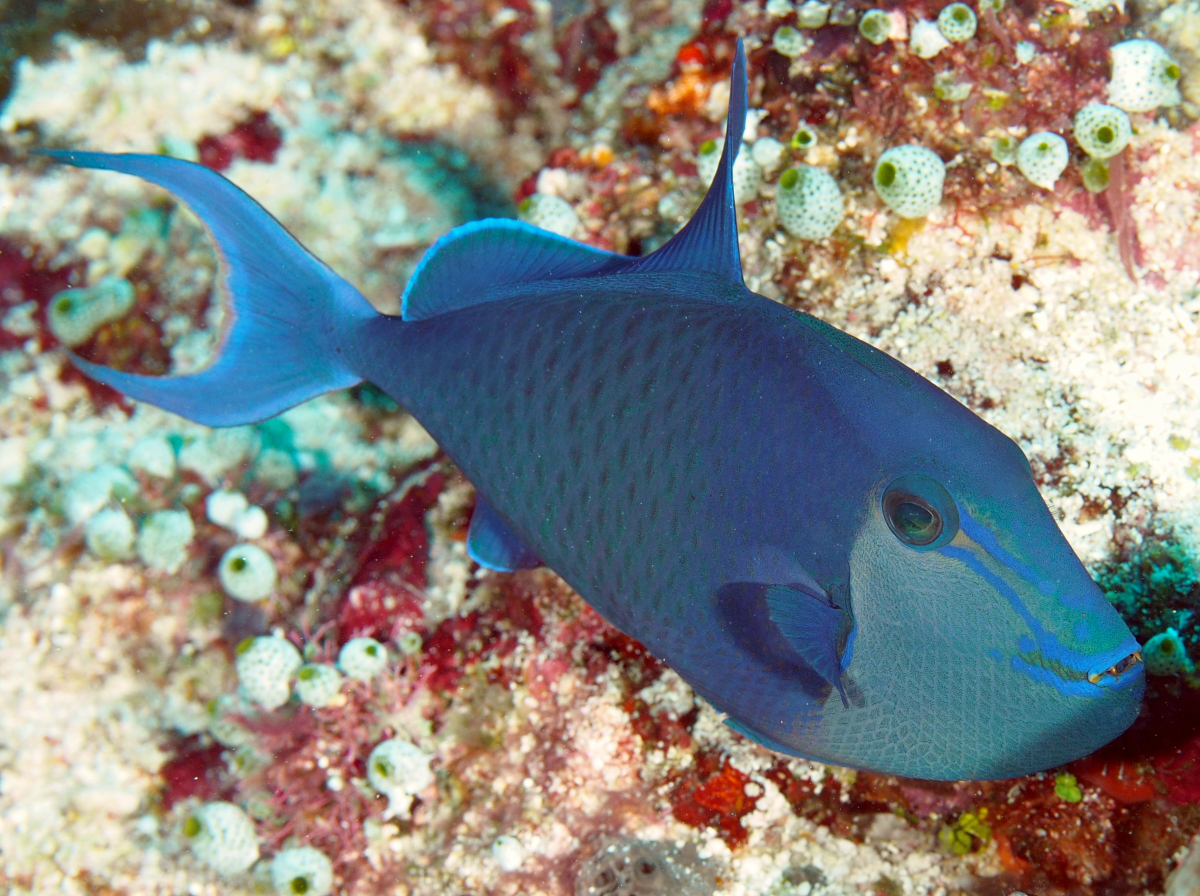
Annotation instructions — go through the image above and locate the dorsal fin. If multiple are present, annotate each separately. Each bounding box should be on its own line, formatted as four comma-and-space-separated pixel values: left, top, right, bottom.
621, 39, 748, 285
399, 38, 748, 322
401, 219, 623, 321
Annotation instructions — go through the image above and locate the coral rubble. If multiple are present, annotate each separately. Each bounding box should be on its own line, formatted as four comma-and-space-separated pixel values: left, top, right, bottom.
0, 0, 1199, 894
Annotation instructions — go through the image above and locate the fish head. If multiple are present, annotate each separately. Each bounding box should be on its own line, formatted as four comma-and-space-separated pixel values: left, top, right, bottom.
837, 383, 1143, 778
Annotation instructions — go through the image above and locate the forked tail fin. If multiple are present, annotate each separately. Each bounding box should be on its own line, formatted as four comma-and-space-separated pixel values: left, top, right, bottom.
39, 151, 375, 426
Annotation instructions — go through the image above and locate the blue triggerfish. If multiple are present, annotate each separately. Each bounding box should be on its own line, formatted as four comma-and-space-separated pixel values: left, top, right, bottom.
43, 40, 1144, 780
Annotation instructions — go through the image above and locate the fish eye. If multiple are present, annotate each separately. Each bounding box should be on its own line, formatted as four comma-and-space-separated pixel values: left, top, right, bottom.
881, 474, 959, 551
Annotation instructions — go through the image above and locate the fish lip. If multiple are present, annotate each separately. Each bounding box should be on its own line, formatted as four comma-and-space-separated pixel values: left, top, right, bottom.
1086, 648, 1143, 688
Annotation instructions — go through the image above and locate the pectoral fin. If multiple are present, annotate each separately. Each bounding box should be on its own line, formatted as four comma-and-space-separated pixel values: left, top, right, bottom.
764, 585, 851, 708
466, 499, 541, 572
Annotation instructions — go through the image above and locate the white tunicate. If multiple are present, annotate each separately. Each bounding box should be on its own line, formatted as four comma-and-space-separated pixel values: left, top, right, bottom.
367, 738, 435, 819
62, 465, 138, 525
219, 543, 278, 602
873, 145, 946, 218
207, 489, 268, 539
750, 136, 787, 175
184, 801, 259, 878
1073, 103, 1132, 159
731, 151, 762, 205
84, 507, 136, 561
909, 19, 949, 59
1015, 40, 1035, 65
936, 3, 977, 42
776, 166, 844, 240
47, 276, 135, 347
207, 489, 248, 528
271, 846, 334, 896
1107, 39, 1181, 113
772, 25, 807, 58
492, 835, 525, 872
236, 635, 302, 710
765, 0, 794, 15
796, 0, 831, 28
518, 193, 579, 239
128, 435, 175, 478
1143, 628, 1194, 676
337, 636, 388, 681
136, 509, 195, 573
295, 663, 344, 708
1016, 132, 1069, 190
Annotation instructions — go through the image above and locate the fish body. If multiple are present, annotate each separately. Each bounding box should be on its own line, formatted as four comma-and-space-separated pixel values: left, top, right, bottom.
47, 42, 1143, 780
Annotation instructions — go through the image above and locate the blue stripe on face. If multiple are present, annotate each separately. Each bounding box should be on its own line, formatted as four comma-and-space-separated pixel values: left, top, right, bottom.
942, 510, 1138, 697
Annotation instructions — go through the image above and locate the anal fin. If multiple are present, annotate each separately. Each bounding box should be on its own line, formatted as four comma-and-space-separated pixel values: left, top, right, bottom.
764, 585, 851, 708
466, 498, 541, 572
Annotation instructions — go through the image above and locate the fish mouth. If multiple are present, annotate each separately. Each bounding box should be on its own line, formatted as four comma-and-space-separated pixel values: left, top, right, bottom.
1087, 649, 1143, 686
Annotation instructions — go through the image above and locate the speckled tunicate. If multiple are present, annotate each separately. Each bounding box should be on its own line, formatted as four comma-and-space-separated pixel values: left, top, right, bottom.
136, 509, 195, 573
397, 630, 424, 655
858, 9, 892, 45
271, 846, 333, 896
933, 71, 973, 102
910, 19, 949, 59
776, 166, 844, 240
732, 150, 762, 205
772, 25, 807, 58
184, 801, 259, 878
1143, 628, 1194, 676
750, 136, 786, 174
84, 507, 136, 561
1073, 103, 1132, 159
518, 193, 579, 239
337, 636, 388, 680
1016, 41, 1035, 65
696, 139, 722, 185
873, 145, 945, 218
218, 543, 278, 602
128, 435, 175, 478
796, 0, 830, 27
236, 635, 302, 710
47, 276, 135, 347
1107, 39, 1182, 113
991, 134, 1019, 165
367, 737, 435, 818
1016, 131, 1069, 190
936, 3, 977, 43
295, 663, 344, 707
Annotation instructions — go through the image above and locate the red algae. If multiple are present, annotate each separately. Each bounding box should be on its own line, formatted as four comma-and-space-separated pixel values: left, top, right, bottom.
197, 111, 283, 171
158, 737, 230, 811
670, 753, 758, 848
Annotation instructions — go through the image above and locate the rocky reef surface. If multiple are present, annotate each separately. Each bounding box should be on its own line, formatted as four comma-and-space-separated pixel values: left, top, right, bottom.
2, 1, 1200, 894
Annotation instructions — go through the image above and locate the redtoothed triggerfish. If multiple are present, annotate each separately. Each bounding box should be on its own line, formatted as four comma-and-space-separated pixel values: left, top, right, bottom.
43, 40, 1144, 780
